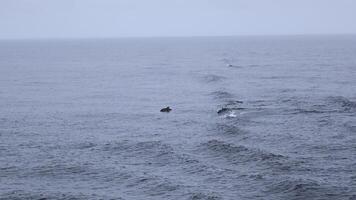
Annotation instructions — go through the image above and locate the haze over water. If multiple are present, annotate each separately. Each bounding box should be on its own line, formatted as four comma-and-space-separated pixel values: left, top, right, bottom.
0, 36, 356, 199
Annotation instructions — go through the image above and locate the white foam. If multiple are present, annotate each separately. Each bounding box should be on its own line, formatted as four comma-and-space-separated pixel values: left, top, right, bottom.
226, 112, 237, 118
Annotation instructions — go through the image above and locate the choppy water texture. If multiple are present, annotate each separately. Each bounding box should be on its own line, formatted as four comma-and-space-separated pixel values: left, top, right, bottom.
1, 36, 356, 200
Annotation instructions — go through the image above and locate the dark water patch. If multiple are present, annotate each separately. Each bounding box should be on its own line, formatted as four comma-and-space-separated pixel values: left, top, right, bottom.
0, 190, 124, 200
20, 163, 135, 187
180, 161, 237, 177
317, 116, 333, 127
289, 96, 356, 115
246, 99, 275, 108
278, 96, 302, 104
280, 88, 297, 93
306, 143, 350, 154
264, 178, 351, 200
75, 142, 97, 150
0, 166, 21, 178
135, 178, 182, 197
290, 108, 328, 115
326, 96, 356, 112
209, 91, 234, 100
102, 140, 173, 156
276, 96, 356, 117
185, 192, 222, 200
201, 74, 226, 83
247, 173, 264, 180
27, 163, 90, 179
125, 174, 183, 198
203, 139, 248, 154
125, 176, 152, 188
200, 140, 285, 165
212, 123, 248, 136
225, 100, 244, 106
289, 105, 352, 116
343, 121, 356, 133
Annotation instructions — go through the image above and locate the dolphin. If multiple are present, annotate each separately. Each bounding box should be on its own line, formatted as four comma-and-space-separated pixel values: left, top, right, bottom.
160, 107, 172, 112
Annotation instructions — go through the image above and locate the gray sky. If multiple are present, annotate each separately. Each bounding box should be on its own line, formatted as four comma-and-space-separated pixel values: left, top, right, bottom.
1, 0, 356, 39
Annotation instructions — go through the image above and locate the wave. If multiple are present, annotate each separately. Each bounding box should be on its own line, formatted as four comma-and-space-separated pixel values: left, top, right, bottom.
201, 140, 285, 164
326, 96, 356, 112
265, 178, 321, 198
216, 99, 245, 119
130, 177, 182, 197
290, 108, 327, 114
102, 140, 198, 167
225, 100, 244, 106
264, 178, 351, 200
286, 96, 356, 115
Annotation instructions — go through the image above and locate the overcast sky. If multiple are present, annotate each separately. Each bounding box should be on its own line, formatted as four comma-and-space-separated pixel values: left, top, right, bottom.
1, 0, 356, 39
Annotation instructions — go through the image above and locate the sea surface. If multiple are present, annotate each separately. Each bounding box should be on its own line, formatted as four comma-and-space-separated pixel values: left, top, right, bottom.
1, 36, 356, 200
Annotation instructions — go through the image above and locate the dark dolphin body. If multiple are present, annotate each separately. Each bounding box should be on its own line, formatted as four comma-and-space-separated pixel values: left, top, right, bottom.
217, 108, 230, 114
217, 107, 244, 115
160, 107, 172, 112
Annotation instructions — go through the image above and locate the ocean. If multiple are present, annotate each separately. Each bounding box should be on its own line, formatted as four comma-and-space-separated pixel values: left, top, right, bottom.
1, 36, 356, 199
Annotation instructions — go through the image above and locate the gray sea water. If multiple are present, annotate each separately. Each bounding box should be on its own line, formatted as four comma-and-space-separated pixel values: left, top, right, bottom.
1, 36, 356, 200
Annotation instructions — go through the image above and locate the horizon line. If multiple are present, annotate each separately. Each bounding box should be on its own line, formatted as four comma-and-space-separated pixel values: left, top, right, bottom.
1, 33, 356, 41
